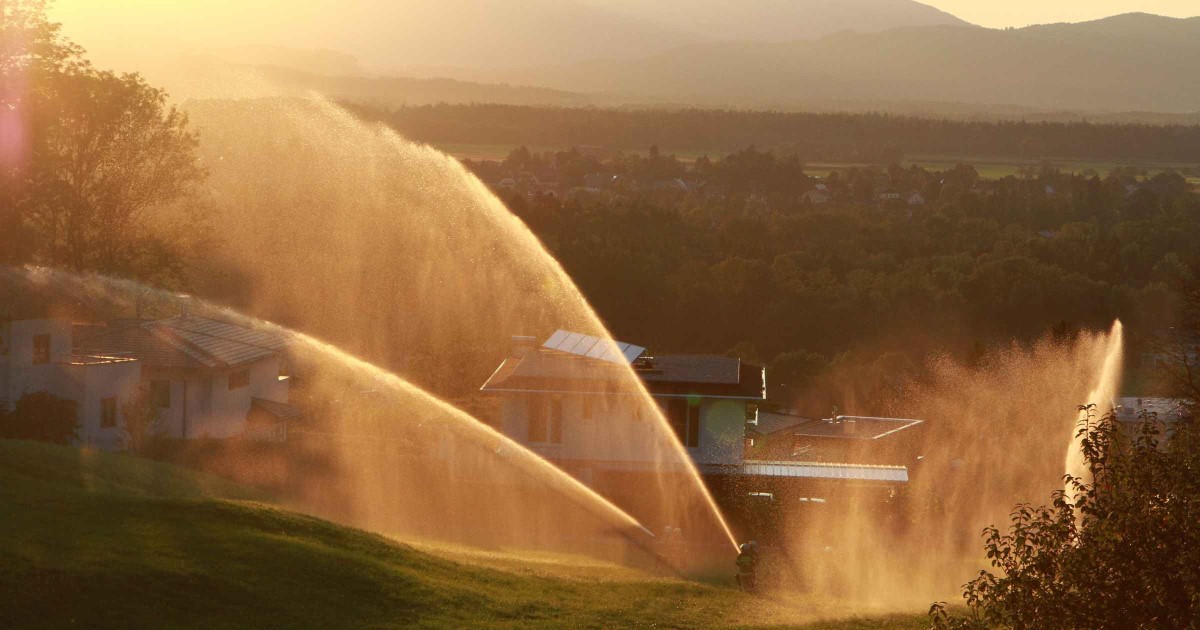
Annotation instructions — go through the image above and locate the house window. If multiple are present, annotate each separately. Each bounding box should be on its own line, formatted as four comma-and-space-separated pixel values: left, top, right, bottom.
228, 369, 250, 390
100, 397, 118, 428
665, 399, 701, 448
549, 397, 563, 444
528, 399, 547, 443
32, 334, 50, 365
150, 380, 171, 408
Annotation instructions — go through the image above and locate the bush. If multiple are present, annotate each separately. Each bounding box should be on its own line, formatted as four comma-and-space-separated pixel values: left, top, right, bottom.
930, 404, 1200, 629
0, 392, 79, 445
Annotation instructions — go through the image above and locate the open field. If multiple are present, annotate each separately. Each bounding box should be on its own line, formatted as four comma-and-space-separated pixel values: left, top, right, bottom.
0, 440, 929, 629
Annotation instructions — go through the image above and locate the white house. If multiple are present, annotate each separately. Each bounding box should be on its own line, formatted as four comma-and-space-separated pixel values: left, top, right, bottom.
481, 331, 764, 474
0, 318, 141, 450
481, 331, 920, 494
78, 314, 299, 442
801, 189, 832, 205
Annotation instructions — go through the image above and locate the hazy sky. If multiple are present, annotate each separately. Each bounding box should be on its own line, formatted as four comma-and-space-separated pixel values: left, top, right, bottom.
46, 0, 1200, 76
923, 0, 1197, 28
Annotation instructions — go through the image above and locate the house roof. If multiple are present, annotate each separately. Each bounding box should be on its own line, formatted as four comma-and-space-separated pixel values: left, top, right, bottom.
77, 315, 290, 370
752, 411, 816, 436
480, 348, 765, 400
792, 416, 924, 441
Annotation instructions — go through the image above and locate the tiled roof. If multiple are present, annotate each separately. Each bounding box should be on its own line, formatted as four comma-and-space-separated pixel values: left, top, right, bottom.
77, 316, 289, 370
155, 316, 286, 367
639, 355, 741, 385
77, 321, 205, 368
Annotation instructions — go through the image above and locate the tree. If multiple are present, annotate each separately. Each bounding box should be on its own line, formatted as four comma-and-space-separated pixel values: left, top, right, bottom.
931, 405, 1200, 629
2, 0, 206, 281
0, 391, 79, 444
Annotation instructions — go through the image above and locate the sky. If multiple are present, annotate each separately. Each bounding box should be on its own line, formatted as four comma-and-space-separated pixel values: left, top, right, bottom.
922, 0, 1198, 28
45, 0, 1200, 76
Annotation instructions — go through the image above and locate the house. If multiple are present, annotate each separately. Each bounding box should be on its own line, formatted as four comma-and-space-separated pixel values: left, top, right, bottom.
1113, 396, 1193, 436
481, 331, 763, 476
906, 192, 926, 206
480, 331, 921, 495
801, 189, 832, 205
748, 411, 924, 469
0, 318, 141, 450
78, 313, 298, 442
582, 173, 613, 192
877, 190, 902, 203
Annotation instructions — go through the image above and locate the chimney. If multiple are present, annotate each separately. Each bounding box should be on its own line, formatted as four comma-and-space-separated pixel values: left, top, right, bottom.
511, 335, 536, 358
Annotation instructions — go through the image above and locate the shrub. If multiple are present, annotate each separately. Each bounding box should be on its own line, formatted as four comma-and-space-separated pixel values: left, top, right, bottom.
931, 404, 1200, 629
0, 392, 79, 445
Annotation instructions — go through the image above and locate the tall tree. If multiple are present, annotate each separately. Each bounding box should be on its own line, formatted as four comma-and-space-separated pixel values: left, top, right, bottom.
1, 0, 205, 281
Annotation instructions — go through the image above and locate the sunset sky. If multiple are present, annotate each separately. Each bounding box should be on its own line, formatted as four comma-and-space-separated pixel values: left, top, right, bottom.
50, 0, 1199, 32
46, 0, 1200, 76
923, 0, 1197, 27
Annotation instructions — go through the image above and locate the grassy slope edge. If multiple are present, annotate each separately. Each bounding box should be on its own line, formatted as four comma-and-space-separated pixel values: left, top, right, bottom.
0, 440, 926, 629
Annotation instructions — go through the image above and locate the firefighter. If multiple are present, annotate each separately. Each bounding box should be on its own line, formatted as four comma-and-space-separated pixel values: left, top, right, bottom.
735, 540, 759, 592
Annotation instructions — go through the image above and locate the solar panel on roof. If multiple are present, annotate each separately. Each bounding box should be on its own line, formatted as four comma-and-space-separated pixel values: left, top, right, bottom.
544, 330, 570, 349
542, 329, 646, 364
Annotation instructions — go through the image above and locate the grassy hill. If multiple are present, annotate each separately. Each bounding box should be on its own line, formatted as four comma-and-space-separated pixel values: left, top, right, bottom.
0, 440, 927, 628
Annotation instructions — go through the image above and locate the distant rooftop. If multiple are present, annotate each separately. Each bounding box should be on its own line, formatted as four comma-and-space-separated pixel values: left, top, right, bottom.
481, 332, 764, 399
754, 411, 924, 440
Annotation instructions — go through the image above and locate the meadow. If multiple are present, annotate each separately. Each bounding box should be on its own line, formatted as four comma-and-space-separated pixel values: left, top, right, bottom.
0, 440, 929, 629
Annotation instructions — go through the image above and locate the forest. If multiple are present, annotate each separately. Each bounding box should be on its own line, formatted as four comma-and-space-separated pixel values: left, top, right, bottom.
473, 145, 1200, 412
350, 103, 1200, 165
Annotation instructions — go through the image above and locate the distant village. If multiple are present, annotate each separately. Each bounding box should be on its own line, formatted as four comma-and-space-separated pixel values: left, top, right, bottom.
461, 145, 1193, 212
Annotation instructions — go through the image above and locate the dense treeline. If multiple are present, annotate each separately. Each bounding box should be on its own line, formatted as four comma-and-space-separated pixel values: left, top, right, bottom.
349, 103, 1200, 164
479, 146, 1200, 406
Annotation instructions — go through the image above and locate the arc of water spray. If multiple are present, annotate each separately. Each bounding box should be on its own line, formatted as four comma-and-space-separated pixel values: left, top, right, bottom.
12, 266, 662, 548
324, 102, 742, 552
1065, 319, 1124, 502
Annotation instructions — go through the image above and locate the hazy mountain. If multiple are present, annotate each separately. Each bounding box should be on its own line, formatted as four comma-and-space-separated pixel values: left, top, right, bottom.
498, 13, 1200, 113
607, 0, 967, 42
57, 0, 971, 78
387, 0, 969, 74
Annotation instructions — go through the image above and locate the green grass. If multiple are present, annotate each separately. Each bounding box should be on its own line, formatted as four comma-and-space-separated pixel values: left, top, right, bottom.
0, 440, 928, 628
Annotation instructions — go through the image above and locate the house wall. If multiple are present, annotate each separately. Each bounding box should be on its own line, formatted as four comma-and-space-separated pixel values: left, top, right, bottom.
3, 319, 73, 401
144, 368, 208, 439
144, 356, 287, 440
499, 393, 750, 468
694, 399, 747, 466
0, 319, 141, 450
0, 322, 10, 408
57, 360, 142, 450
201, 356, 287, 439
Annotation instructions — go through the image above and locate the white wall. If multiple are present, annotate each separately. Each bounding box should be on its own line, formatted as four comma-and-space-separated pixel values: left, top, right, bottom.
499, 392, 750, 467
693, 399, 747, 465
3, 320, 73, 401
59, 359, 142, 450
0, 319, 142, 450
199, 356, 287, 439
